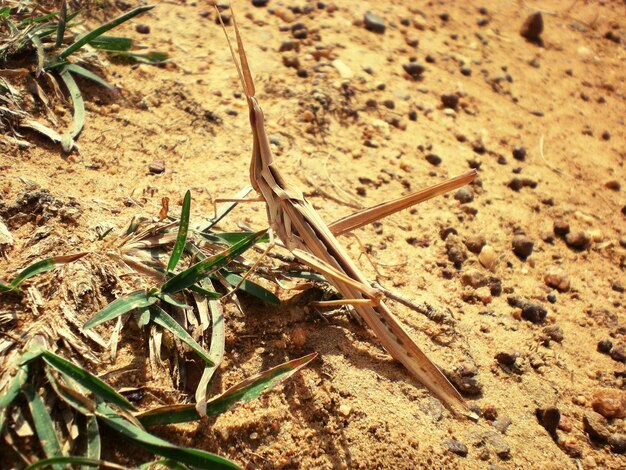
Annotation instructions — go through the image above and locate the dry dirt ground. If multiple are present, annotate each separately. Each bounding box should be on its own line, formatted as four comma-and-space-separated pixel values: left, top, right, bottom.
1, 0, 626, 468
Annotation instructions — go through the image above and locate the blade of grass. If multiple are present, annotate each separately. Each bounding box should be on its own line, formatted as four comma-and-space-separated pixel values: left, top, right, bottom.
45, 367, 94, 415
135, 459, 190, 470
55, 0, 67, 48
21, 118, 63, 144
84, 289, 159, 329
64, 64, 112, 89
188, 285, 221, 299
23, 385, 64, 469
0, 364, 29, 432
85, 415, 101, 464
149, 306, 214, 366
195, 280, 225, 416
25, 456, 126, 470
198, 186, 252, 232
139, 352, 317, 426
59, 5, 154, 60
95, 403, 239, 469
58, 66, 84, 150
212, 232, 270, 246
167, 190, 191, 273
29, 33, 45, 76
41, 350, 136, 411
0, 281, 16, 293
89, 36, 133, 51
161, 229, 267, 294
158, 293, 193, 310
10, 252, 86, 288
115, 51, 169, 64
220, 271, 279, 305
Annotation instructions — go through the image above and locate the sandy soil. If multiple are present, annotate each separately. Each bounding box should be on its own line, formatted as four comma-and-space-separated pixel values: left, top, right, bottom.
1, 0, 625, 468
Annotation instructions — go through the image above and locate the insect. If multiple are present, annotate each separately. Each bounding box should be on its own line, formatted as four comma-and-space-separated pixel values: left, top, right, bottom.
218, 10, 476, 416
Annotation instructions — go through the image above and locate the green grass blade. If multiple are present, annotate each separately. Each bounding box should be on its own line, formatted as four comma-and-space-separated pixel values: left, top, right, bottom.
59, 66, 85, 147
59, 5, 154, 60
84, 289, 159, 328
95, 404, 239, 469
220, 271, 280, 305
213, 232, 270, 246
11, 252, 86, 288
85, 415, 101, 464
25, 456, 126, 470
23, 385, 64, 468
41, 350, 136, 411
89, 35, 133, 51
161, 229, 267, 294
167, 190, 191, 273
45, 367, 94, 415
55, 0, 67, 48
135, 460, 189, 470
188, 285, 221, 299
114, 51, 169, 64
158, 294, 193, 310
139, 353, 317, 426
150, 306, 214, 366
0, 7, 10, 17
0, 281, 17, 293
0, 365, 28, 432
64, 63, 112, 89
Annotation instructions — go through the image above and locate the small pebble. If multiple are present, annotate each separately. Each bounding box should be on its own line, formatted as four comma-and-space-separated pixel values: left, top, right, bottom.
605, 180, 621, 191
493, 415, 512, 434
135, 24, 150, 34
479, 245, 497, 270
543, 267, 570, 292
512, 235, 534, 258
520, 12, 543, 42
608, 434, 626, 454
537, 406, 560, 435
291, 327, 307, 347
149, 161, 165, 174
553, 220, 570, 237
454, 188, 474, 204
592, 389, 626, 418
445, 439, 468, 457
565, 231, 590, 250
252, 0, 269, 6
495, 351, 519, 366
338, 404, 352, 417
583, 412, 611, 441
460, 65, 472, 76
464, 234, 486, 254
282, 53, 300, 69
542, 325, 564, 343
364, 11, 386, 34
597, 338, 613, 354
441, 93, 459, 110
610, 347, 626, 363
512, 146, 526, 161
403, 63, 426, 79
425, 154, 442, 166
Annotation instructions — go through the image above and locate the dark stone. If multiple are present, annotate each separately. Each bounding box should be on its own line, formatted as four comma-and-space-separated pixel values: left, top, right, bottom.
508, 297, 547, 323
512, 146, 526, 161
512, 235, 534, 258
464, 234, 486, 254
135, 24, 150, 34
448, 363, 482, 396
604, 31, 621, 44
408, 110, 418, 121
297, 68, 308, 78
454, 187, 474, 204
610, 346, 626, 363
252, 0, 269, 7
613, 282, 625, 293
547, 293, 557, 303
537, 406, 560, 436
542, 325, 564, 343
148, 161, 165, 174
460, 65, 472, 76
403, 63, 426, 79
425, 154, 442, 166
553, 220, 570, 237
383, 99, 395, 109
293, 28, 308, 39
583, 412, 610, 442
597, 338, 613, 354
565, 231, 590, 250
441, 93, 459, 109
364, 11, 386, 34
446, 235, 468, 268
520, 12, 543, 42
608, 434, 626, 454
445, 439, 468, 457
495, 351, 519, 366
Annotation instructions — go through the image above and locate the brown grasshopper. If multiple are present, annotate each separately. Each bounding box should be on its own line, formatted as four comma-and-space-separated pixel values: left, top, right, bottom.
218, 10, 475, 416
